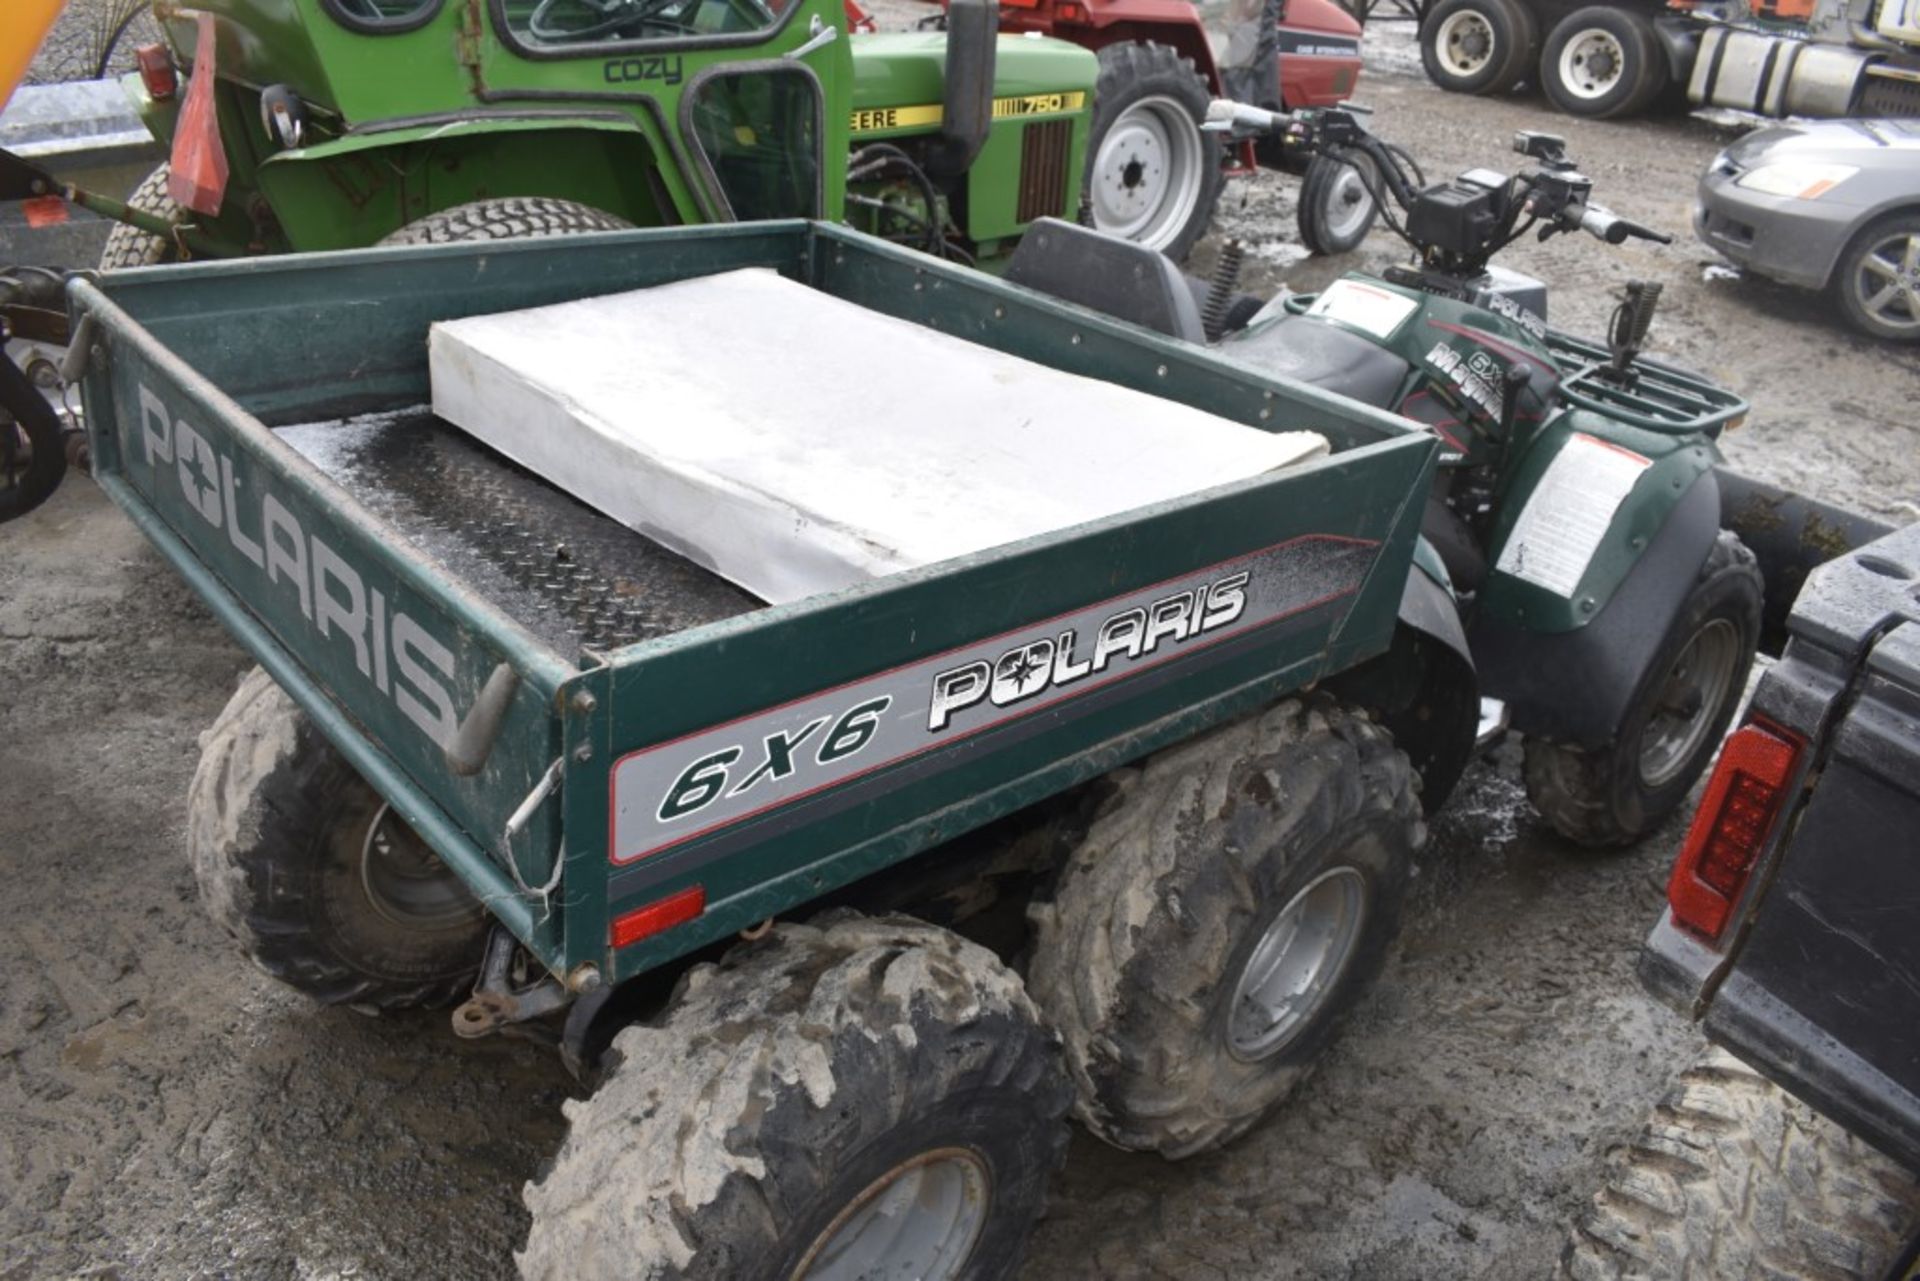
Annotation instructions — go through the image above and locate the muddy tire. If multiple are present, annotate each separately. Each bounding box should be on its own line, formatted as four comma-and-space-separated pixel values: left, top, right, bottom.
1027, 697, 1422, 1159
377, 196, 632, 246
1524, 532, 1762, 849
519, 912, 1071, 1281
187, 666, 489, 1009
1562, 1047, 1920, 1280
98, 163, 186, 269
1085, 42, 1224, 261
1298, 150, 1381, 255
1540, 6, 1669, 121
1420, 0, 1539, 97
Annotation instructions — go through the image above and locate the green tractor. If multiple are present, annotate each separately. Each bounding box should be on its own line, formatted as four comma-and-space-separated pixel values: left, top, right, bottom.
15, 0, 1105, 266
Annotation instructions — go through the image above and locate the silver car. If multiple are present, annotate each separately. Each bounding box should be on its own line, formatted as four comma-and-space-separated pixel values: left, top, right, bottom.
1696, 118, 1920, 341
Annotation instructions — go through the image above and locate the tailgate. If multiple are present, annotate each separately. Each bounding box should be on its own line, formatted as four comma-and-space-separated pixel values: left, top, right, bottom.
72, 278, 590, 958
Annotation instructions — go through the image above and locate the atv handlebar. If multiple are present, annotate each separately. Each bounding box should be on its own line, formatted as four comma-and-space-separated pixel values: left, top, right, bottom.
1572, 203, 1673, 247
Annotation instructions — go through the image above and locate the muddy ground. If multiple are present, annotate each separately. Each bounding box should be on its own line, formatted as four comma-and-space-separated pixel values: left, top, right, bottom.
4, 23, 1920, 1281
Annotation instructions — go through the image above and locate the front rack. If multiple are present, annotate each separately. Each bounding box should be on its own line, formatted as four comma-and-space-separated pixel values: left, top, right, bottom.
1546, 329, 1748, 436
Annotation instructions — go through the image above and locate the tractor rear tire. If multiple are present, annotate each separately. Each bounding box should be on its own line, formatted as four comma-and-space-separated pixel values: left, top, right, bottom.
1524, 532, 1762, 849
1420, 0, 1539, 97
378, 196, 632, 246
1540, 6, 1670, 120
1085, 42, 1224, 262
1027, 697, 1422, 1159
1561, 1047, 1920, 1280
187, 666, 489, 1009
98, 163, 186, 269
518, 912, 1071, 1281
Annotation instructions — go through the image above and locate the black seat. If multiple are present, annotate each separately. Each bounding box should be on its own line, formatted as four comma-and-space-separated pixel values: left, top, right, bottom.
1003, 218, 1207, 345
1216, 313, 1411, 410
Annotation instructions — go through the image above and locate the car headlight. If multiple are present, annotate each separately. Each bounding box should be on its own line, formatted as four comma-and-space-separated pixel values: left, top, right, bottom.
1735, 161, 1859, 199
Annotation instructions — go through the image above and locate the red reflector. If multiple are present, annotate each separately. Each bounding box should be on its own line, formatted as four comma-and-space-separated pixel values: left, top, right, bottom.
135, 43, 178, 101
22, 195, 68, 228
166, 15, 229, 217
611, 885, 705, 949
1667, 721, 1801, 941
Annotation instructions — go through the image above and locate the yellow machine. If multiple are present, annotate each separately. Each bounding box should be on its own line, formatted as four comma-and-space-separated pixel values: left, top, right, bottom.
2, 0, 64, 111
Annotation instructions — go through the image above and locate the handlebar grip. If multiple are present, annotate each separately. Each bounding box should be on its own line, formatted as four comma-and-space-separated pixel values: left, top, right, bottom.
1577, 204, 1673, 246
1205, 99, 1289, 135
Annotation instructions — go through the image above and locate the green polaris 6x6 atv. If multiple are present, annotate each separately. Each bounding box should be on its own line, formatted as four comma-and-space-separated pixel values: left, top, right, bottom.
1007, 108, 1780, 848
3, 0, 1106, 267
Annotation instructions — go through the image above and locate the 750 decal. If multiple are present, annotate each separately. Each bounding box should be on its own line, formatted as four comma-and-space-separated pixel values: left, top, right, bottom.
609, 537, 1375, 866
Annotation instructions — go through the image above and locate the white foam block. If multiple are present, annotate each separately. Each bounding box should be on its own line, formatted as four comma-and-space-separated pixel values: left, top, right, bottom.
429, 267, 1327, 605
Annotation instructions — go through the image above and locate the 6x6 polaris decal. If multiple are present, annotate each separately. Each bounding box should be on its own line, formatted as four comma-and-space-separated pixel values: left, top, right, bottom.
609, 534, 1378, 869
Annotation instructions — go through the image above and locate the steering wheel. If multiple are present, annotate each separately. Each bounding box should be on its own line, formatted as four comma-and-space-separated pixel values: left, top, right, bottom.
528, 0, 689, 40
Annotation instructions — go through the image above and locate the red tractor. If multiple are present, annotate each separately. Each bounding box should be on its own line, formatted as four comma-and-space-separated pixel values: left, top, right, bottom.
916, 0, 1366, 257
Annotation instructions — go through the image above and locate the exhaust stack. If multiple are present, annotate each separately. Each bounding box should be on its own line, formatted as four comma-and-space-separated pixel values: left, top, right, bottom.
926, 0, 996, 178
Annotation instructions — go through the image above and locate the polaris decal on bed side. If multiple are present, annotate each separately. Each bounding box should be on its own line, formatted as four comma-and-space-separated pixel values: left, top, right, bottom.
609, 534, 1379, 866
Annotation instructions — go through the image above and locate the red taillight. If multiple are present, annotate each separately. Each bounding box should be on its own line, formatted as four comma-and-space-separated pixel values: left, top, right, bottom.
1667, 721, 1801, 941
610, 885, 705, 949
134, 43, 177, 101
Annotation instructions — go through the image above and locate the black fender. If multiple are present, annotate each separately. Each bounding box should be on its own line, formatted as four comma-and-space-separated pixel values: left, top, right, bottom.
1470, 468, 1721, 750
1651, 15, 1701, 86
1330, 553, 1479, 814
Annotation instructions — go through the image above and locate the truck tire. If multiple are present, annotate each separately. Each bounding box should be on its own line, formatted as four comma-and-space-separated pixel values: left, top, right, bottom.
1027, 697, 1422, 1159
1562, 1047, 1920, 1280
1832, 211, 1920, 343
519, 912, 1071, 1281
187, 666, 489, 1009
1085, 42, 1224, 261
377, 196, 632, 246
1420, 0, 1539, 97
1524, 532, 1763, 849
98, 163, 186, 269
1298, 150, 1381, 255
1539, 7, 1669, 120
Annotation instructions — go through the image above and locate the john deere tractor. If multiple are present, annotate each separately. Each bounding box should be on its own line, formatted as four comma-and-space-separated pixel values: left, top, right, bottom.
8, 0, 1105, 267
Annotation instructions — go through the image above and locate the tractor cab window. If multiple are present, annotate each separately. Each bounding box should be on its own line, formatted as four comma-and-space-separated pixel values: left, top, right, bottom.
500, 0, 780, 47
321, 0, 444, 32
686, 67, 822, 220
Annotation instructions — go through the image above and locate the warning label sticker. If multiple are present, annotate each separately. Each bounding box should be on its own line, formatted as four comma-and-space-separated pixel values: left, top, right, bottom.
1308, 279, 1419, 341
1493, 433, 1651, 598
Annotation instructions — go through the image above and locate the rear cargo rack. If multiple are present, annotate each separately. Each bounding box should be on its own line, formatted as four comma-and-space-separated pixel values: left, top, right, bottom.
1546, 330, 1748, 436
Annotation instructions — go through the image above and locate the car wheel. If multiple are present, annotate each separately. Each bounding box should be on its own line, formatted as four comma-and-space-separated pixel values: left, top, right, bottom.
1833, 211, 1920, 342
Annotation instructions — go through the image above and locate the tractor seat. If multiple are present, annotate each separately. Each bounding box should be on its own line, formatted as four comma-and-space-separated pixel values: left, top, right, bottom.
1003, 218, 1208, 345
1216, 313, 1411, 411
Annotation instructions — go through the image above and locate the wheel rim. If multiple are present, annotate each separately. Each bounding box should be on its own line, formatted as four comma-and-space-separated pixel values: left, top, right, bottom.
1638, 618, 1743, 789
1434, 10, 1498, 79
793, 1148, 991, 1281
1850, 230, 1920, 335
1558, 28, 1628, 100
358, 802, 486, 931
1227, 867, 1369, 1062
1091, 95, 1205, 252
1318, 157, 1380, 244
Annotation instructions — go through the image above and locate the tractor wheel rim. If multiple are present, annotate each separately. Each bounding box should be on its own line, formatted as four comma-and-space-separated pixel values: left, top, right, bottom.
359, 802, 486, 931
1227, 867, 1369, 1062
1559, 29, 1627, 100
1319, 157, 1380, 243
1639, 618, 1743, 788
1092, 95, 1204, 251
1435, 10, 1497, 78
1852, 232, 1920, 333
793, 1148, 991, 1281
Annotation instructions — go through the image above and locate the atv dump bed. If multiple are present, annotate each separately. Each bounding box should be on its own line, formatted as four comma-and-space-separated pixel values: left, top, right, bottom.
74, 221, 1437, 988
